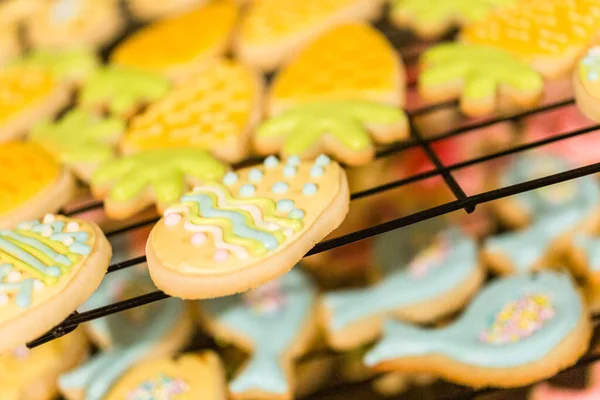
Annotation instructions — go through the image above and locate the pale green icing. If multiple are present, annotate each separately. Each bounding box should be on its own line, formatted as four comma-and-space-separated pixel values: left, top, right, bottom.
80, 65, 170, 116
393, 0, 516, 24
573, 233, 600, 272
201, 268, 316, 395
91, 149, 228, 203
365, 271, 582, 368
325, 229, 477, 332
30, 109, 124, 164
420, 43, 543, 99
257, 100, 406, 155
12, 48, 99, 81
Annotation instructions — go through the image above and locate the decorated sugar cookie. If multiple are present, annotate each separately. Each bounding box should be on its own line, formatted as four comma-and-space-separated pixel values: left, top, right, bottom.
79, 65, 170, 119
419, 43, 544, 117
567, 234, 600, 287
255, 100, 408, 166
30, 109, 125, 182
103, 352, 226, 400
321, 229, 484, 351
146, 155, 349, 299
236, 0, 384, 71
574, 46, 600, 123
390, 0, 516, 39
13, 48, 99, 84
0, 142, 74, 229
120, 59, 262, 163
200, 268, 317, 399
111, 1, 238, 80
91, 148, 229, 220
0, 66, 70, 142
365, 271, 591, 388
24, 0, 124, 50
268, 23, 405, 116
460, 0, 600, 79
127, 0, 208, 21
0, 214, 111, 353
0, 330, 88, 400
531, 362, 600, 400
59, 267, 192, 400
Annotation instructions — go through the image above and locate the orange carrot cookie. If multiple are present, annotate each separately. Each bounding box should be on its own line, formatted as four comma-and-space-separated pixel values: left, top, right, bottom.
419, 42, 544, 117
268, 23, 405, 116
0, 142, 74, 229
128, 0, 208, 21
25, 0, 124, 50
236, 0, 384, 71
120, 59, 262, 163
0, 330, 88, 400
91, 148, 229, 220
146, 155, 349, 299
0, 214, 112, 353
104, 352, 226, 400
460, 0, 600, 79
574, 46, 600, 122
0, 66, 70, 142
111, 1, 238, 80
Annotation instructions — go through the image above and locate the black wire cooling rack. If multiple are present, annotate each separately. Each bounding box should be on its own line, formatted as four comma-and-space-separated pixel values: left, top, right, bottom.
24, 14, 600, 400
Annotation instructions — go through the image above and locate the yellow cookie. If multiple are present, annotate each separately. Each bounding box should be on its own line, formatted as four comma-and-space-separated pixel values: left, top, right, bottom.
461, 0, 600, 79
0, 142, 74, 229
0, 330, 87, 400
236, 0, 384, 71
120, 58, 263, 163
25, 0, 124, 50
105, 352, 226, 400
268, 23, 405, 116
146, 155, 349, 299
111, 1, 238, 80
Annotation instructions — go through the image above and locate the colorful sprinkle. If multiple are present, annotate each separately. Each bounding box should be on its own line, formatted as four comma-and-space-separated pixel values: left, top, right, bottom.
264, 155, 280, 168
164, 213, 182, 227
243, 279, 287, 315
223, 171, 239, 186
302, 183, 318, 196
289, 209, 305, 220
240, 184, 256, 197
272, 182, 289, 194
126, 374, 189, 400
276, 199, 295, 213
248, 168, 264, 182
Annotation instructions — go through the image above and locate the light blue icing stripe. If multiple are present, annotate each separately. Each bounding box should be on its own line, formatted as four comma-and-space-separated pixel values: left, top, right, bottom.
1, 230, 72, 265
50, 231, 89, 242
0, 264, 37, 309
364, 271, 582, 368
0, 237, 62, 277
201, 268, 316, 395
181, 193, 279, 251
31, 221, 65, 234
573, 233, 600, 272
326, 230, 477, 332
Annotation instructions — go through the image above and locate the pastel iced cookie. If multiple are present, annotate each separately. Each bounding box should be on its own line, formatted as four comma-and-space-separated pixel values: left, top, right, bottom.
24, 0, 124, 50
0, 330, 87, 400
390, 0, 516, 39
419, 43, 544, 117
0, 214, 111, 353
365, 271, 591, 388
567, 234, 600, 287
91, 148, 229, 220
0, 66, 70, 142
79, 65, 170, 118
0, 142, 74, 229
146, 155, 349, 299
127, 0, 208, 21
460, 0, 600, 79
104, 352, 226, 400
30, 109, 125, 182
320, 229, 484, 351
268, 23, 405, 116
111, 1, 238, 80
236, 0, 384, 71
59, 268, 192, 400
200, 268, 317, 400
574, 46, 600, 123
120, 58, 262, 163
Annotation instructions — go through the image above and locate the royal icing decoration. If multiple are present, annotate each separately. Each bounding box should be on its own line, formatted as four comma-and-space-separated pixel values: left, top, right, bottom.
255, 100, 408, 165
365, 272, 587, 385
120, 58, 260, 163
322, 229, 480, 350
126, 374, 188, 400
201, 269, 315, 396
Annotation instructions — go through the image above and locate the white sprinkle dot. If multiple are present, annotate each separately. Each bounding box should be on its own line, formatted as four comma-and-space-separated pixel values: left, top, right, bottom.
164, 213, 182, 227
65, 222, 79, 232
62, 236, 75, 246
6, 271, 21, 283
42, 214, 55, 224
33, 280, 45, 291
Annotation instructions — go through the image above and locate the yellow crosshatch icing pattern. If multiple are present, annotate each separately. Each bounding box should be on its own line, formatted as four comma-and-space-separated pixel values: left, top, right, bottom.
240, 0, 367, 45
270, 23, 402, 109
0, 142, 59, 215
461, 0, 600, 59
120, 59, 258, 162
0, 67, 57, 124
110, 1, 238, 75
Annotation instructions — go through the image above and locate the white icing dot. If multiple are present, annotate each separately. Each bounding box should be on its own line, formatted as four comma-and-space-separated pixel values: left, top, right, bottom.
283, 165, 297, 177
240, 184, 256, 197
272, 182, 289, 194
264, 155, 280, 168
191, 232, 207, 246
164, 213, 182, 227
0, 294, 8, 305
223, 172, 239, 186
249, 168, 264, 182
65, 222, 79, 232
33, 280, 45, 291
214, 249, 229, 261
6, 271, 21, 283
315, 154, 331, 167
62, 236, 75, 246
41, 227, 52, 238
42, 214, 55, 224
287, 155, 301, 166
